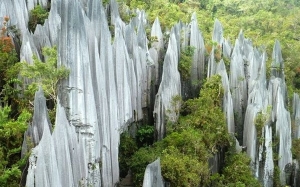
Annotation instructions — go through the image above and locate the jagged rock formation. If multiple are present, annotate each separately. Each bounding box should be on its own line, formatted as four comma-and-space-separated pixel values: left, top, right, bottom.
153, 27, 181, 140
142, 158, 164, 187
189, 12, 205, 97
25, 93, 88, 186
4, 0, 155, 186
2, 0, 299, 186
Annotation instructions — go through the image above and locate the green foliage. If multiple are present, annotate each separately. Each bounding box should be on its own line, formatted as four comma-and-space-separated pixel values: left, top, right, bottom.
254, 106, 271, 143
160, 146, 209, 187
129, 146, 160, 186
161, 127, 208, 161
119, 133, 138, 177
212, 152, 261, 187
2, 46, 69, 125
222, 153, 261, 186
292, 138, 300, 160
118, 2, 137, 23
273, 165, 281, 187
178, 46, 195, 80
136, 125, 154, 147
0, 41, 19, 102
129, 128, 211, 186
19, 46, 69, 103
28, 5, 49, 32
211, 137, 261, 187
0, 106, 31, 186
180, 75, 229, 150
0, 166, 22, 187
129, 76, 230, 186
0, 44, 68, 185
122, 0, 194, 30
124, 0, 300, 106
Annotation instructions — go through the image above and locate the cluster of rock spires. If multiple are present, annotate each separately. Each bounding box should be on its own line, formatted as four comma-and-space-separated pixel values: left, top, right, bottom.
1, 0, 300, 186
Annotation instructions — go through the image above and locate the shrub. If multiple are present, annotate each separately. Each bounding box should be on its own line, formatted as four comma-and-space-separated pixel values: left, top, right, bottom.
0, 106, 31, 187
136, 125, 154, 147
178, 46, 195, 80
28, 5, 49, 32
161, 146, 209, 187
129, 146, 160, 186
119, 133, 138, 177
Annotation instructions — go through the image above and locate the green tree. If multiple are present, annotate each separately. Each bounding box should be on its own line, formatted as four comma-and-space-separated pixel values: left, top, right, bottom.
0, 106, 31, 187
28, 5, 49, 32
3, 46, 69, 124
129, 76, 231, 186
178, 46, 195, 80
19, 46, 69, 103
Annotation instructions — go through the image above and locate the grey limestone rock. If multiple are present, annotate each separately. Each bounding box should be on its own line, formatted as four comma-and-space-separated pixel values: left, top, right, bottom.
190, 12, 205, 95
271, 79, 292, 185
216, 60, 235, 133
207, 45, 217, 78
27, 0, 48, 11
12, 0, 298, 186
151, 17, 164, 52
154, 31, 181, 140
263, 125, 274, 187
22, 88, 52, 157
142, 158, 164, 187
34, 120, 62, 187
20, 31, 40, 64
271, 40, 284, 78
212, 19, 223, 45
230, 36, 247, 141
222, 38, 232, 58
293, 93, 300, 138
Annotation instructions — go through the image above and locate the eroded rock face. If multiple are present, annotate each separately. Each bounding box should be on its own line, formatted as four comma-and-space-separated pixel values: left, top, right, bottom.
4, 0, 298, 186
15, 0, 156, 186
142, 158, 164, 187
22, 88, 52, 157
154, 29, 181, 140
190, 12, 205, 96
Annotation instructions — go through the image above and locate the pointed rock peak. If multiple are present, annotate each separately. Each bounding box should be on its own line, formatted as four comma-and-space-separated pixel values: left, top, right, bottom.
238, 29, 244, 42
150, 16, 164, 54
217, 59, 226, 71
191, 12, 197, 21
272, 40, 283, 66
212, 19, 223, 45
33, 87, 52, 127
54, 99, 69, 127
271, 40, 285, 79
154, 17, 160, 25
151, 17, 162, 35
142, 158, 164, 187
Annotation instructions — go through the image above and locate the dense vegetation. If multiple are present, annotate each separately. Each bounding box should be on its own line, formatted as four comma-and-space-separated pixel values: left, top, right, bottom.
117, 0, 300, 186
1, 0, 300, 186
120, 75, 260, 186
119, 0, 300, 97
0, 7, 68, 185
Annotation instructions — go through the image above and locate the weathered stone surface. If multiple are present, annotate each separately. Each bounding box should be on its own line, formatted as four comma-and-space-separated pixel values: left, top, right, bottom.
22, 88, 52, 157
151, 17, 163, 52
229, 32, 248, 142
212, 19, 223, 45
190, 13, 205, 92
5, 0, 296, 186
154, 31, 181, 140
142, 158, 164, 187
263, 125, 274, 187
293, 93, 300, 138
216, 60, 235, 133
